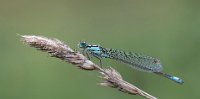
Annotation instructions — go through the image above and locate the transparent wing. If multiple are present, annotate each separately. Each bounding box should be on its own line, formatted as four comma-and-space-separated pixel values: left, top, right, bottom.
104, 48, 163, 72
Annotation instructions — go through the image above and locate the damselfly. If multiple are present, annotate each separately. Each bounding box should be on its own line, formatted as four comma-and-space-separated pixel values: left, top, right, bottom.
79, 42, 184, 85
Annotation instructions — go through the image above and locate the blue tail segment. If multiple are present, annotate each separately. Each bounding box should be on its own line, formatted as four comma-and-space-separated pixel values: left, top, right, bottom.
163, 73, 184, 84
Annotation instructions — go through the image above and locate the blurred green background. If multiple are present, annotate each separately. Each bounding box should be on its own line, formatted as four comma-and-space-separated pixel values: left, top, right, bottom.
0, 0, 199, 99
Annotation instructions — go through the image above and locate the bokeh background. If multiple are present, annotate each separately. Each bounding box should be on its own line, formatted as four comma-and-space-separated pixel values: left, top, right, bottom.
0, 0, 199, 99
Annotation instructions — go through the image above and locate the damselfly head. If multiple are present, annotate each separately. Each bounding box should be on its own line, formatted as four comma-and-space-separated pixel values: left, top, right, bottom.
79, 42, 88, 48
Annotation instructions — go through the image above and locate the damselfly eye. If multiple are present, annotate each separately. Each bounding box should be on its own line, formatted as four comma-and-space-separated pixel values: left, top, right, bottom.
79, 42, 87, 48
